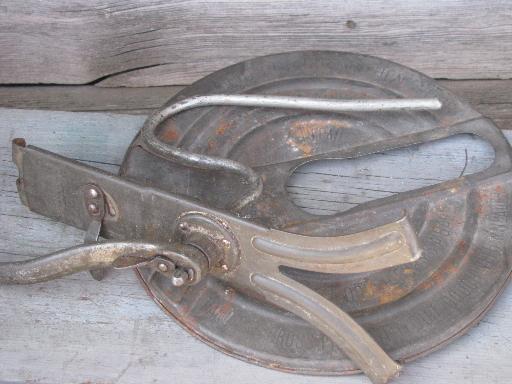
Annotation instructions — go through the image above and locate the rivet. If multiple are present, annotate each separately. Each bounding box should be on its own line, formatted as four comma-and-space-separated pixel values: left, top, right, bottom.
87, 187, 99, 199
87, 203, 99, 215
157, 262, 168, 272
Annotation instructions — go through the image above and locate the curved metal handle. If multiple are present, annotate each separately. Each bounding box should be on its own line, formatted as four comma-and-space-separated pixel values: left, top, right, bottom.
0, 241, 205, 285
214, 215, 421, 384
251, 273, 401, 384
140, 94, 441, 210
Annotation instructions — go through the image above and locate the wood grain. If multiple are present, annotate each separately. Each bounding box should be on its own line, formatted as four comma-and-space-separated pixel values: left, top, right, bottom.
0, 80, 511, 129
0, 85, 184, 114
0, 108, 511, 383
1, 1, 512, 86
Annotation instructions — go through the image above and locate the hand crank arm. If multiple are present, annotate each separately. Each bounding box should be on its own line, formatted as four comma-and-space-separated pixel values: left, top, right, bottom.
9, 139, 423, 384
0, 241, 194, 285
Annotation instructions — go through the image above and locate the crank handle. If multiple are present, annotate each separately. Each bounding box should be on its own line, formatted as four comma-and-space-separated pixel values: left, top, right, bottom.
0, 241, 207, 285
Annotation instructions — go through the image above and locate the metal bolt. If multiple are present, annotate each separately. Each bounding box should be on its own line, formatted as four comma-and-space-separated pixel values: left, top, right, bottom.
87, 203, 99, 215
86, 187, 99, 199
171, 268, 189, 287
157, 262, 168, 272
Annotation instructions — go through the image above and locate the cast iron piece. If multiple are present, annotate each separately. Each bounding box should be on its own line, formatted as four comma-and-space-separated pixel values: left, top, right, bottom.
1, 51, 511, 383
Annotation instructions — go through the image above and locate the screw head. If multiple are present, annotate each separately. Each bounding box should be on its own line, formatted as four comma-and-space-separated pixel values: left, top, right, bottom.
171, 268, 189, 287
86, 187, 99, 199
87, 203, 99, 215
157, 262, 168, 272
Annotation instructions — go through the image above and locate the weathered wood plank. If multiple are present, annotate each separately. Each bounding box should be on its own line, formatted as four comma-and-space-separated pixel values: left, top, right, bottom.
0, 86, 182, 114
1, 1, 512, 86
0, 80, 510, 129
0, 108, 511, 383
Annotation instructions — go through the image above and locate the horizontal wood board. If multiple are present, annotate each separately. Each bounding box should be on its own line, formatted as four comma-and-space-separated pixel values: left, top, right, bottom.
1, 80, 511, 130
1, 1, 512, 86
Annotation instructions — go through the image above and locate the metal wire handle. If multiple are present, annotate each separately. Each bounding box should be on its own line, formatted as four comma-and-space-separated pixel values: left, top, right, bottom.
140, 94, 442, 210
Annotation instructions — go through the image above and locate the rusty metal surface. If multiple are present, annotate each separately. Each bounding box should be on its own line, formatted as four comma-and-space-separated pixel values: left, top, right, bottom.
119, 51, 512, 375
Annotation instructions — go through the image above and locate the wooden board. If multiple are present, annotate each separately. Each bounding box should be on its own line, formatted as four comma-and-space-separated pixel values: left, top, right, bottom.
1, 1, 512, 86
0, 108, 511, 383
0, 80, 511, 130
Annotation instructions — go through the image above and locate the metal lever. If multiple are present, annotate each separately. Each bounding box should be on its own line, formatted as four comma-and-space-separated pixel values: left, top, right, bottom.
177, 213, 420, 384
0, 241, 207, 285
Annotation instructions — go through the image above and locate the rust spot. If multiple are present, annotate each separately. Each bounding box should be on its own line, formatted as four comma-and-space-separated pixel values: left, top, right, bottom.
160, 124, 180, 143
13, 138, 26, 147
418, 262, 459, 291
474, 191, 488, 215
286, 118, 350, 156
207, 139, 217, 151
496, 185, 505, 194
286, 138, 313, 156
363, 281, 376, 297
215, 119, 233, 136
378, 284, 407, 305
363, 277, 412, 305
289, 119, 351, 138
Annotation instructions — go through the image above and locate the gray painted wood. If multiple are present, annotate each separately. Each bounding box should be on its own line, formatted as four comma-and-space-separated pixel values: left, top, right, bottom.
0, 86, 184, 114
0, 80, 511, 130
0, 108, 511, 383
1, 1, 512, 86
